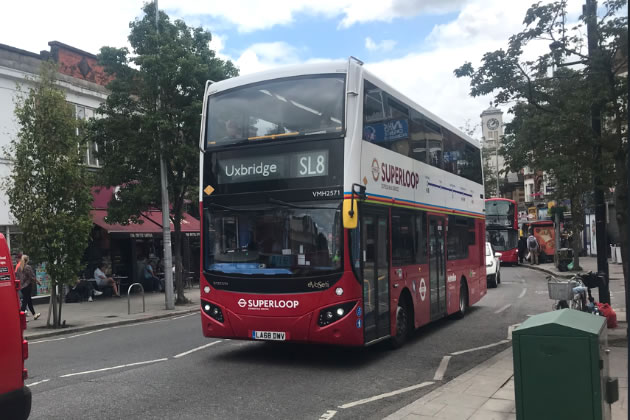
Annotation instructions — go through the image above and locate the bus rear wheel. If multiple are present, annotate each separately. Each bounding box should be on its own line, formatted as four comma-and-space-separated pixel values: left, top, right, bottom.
390, 301, 411, 349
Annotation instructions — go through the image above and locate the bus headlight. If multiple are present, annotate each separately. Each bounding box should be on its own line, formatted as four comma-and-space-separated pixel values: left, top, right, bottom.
201, 300, 224, 323
204, 286, 211, 293
318, 301, 357, 327
335, 287, 343, 296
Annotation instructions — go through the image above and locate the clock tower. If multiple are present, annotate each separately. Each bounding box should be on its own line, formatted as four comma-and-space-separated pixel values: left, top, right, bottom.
480, 102, 503, 151
481, 103, 505, 197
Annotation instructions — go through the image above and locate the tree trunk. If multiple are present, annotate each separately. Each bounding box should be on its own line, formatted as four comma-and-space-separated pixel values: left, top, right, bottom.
46, 297, 53, 327
57, 284, 63, 327
173, 219, 188, 305
50, 279, 58, 328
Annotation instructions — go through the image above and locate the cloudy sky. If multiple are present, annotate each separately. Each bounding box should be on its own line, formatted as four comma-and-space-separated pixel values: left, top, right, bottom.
2, 0, 590, 137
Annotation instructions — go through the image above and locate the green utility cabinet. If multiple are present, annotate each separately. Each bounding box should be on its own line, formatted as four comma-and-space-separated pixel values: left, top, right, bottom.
513, 309, 618, 420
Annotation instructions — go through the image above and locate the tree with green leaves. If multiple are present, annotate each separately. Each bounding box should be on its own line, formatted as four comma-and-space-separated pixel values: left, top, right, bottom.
89, 3, 238, 304
6, 61, 93, 328
455, 0, 627, 274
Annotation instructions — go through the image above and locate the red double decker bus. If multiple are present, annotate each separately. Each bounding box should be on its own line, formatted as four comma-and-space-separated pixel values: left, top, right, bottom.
485, 198, 519, 264
198, 58, 486, 347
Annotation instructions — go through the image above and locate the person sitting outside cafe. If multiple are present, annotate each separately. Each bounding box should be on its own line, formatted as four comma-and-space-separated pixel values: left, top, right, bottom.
71, 278, 102, 302
144, 261, 162, 292
94, 263, 120, 297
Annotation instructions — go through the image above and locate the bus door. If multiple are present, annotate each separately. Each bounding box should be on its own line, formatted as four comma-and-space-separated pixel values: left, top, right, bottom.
429, 216, 447, 319
361, 207, 390, 343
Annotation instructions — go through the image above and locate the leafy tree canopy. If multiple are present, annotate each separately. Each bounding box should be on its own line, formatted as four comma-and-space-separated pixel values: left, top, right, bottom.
89, 4, 238, 303
6, 61, 93, 327
454, 0, 627, 269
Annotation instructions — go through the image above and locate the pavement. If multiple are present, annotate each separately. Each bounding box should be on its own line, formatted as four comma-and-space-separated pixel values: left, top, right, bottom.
385, 258, 628, 420
526, 255, 625, 281
23, 287, 200, 340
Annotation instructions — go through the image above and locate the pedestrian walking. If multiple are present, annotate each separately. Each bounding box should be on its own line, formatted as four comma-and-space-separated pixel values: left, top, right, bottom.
518, 235, 527, 264
527, 231, 539, 265
16, 255, 40, 320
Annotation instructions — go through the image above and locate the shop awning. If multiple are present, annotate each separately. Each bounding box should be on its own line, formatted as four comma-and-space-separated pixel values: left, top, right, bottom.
144, 211, 200, 235
91, 210, 162, 236
91, 210, 200, 237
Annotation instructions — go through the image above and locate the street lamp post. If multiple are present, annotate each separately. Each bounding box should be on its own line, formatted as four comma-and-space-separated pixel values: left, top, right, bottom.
154, 0, 174, 309
584, 0, 610, 305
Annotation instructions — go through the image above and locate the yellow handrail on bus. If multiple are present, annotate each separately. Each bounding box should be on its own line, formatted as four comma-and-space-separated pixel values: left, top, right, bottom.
248, 132, 300, 141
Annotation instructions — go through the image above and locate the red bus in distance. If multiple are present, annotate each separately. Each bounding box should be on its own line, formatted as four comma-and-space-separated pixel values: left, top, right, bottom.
485, 198, 519, 264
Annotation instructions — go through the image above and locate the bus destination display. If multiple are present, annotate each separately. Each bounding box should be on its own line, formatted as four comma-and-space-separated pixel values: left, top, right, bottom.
217, 150, 329, 184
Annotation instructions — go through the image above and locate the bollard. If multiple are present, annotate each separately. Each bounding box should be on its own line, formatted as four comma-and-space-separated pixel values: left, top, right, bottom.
127, 283, 145, 315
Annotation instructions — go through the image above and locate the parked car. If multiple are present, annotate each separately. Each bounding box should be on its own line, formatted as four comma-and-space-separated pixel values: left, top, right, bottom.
486, 242, 502, 288
0, 233, 31, 420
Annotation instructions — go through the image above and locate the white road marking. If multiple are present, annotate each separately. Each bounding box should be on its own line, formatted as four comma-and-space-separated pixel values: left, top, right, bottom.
338, 382, 433, 409
59, 358, 168, 378
27, 379, 50, 387
433, 356, 451, 381
507, 324, 521, 340
518, 288, 527, 299
69, 328, 110, 338
450, 340, 510, 356
495, 304, 511, 314
171, 313, 196, 320
30, 337, 68, 344
319, 410, 337, 419
174, 341, 223, 358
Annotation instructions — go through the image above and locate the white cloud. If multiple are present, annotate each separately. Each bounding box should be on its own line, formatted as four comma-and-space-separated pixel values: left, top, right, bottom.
365, 37, 397, 52
161, 0, 466, 32
339, 0, 466, 28
234, 42, 302, 75
209, 33, 233, 63
1, 0, 143, 56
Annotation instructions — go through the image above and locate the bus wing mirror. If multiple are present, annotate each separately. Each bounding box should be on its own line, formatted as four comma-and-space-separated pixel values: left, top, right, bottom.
343, 183, 366, 230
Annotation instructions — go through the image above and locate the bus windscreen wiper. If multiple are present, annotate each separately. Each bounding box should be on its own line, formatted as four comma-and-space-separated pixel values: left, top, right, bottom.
268, 198, 337, 210
208, 203, 268, 212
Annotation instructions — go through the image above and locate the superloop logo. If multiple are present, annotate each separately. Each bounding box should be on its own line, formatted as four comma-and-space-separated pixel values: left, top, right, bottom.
378, 159, 419, 189
237, 298, 300, 310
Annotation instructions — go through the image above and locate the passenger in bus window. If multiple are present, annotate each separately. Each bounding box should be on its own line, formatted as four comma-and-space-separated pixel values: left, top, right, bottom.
224, 120, 241, 140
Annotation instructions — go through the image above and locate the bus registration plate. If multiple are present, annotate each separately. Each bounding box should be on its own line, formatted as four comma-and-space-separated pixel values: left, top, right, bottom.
252, 331, 286, 341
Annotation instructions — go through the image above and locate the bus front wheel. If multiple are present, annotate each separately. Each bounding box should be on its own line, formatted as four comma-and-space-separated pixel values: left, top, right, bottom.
390, 300, 411, 349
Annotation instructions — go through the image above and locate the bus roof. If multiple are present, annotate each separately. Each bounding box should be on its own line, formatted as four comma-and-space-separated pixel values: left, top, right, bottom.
205, 58, 480, 150
486, 198, 516, 203
206, 60, 348, 96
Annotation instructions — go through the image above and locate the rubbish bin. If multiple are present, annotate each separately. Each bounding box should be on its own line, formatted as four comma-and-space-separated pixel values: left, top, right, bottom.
512, 309, 618, 420
556, 248, 573, 271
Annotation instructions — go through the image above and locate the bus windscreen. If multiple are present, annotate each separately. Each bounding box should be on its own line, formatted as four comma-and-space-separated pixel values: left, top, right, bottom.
204, 202, 342, 277
485, 200, 516, 228
206, 74, 345, 148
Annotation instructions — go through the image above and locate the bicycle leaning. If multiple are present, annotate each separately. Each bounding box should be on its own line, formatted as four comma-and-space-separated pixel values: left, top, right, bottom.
547, 271, 604, 314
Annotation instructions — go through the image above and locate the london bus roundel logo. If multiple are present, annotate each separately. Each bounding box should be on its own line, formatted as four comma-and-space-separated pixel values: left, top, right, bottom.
238, 298, 247, 308
371, 158, 380, 181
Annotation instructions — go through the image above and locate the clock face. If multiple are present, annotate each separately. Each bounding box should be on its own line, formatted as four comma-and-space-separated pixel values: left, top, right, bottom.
487, 118, 500, 130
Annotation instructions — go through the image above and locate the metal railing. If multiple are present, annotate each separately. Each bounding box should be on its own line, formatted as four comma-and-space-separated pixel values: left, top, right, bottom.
127, 283, 145, 315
